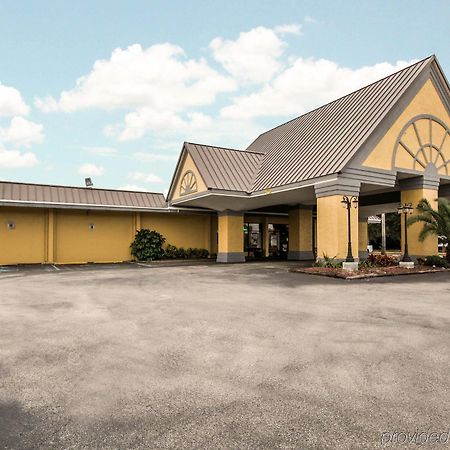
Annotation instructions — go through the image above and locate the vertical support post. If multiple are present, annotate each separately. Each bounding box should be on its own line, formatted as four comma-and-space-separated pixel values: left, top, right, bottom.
210, 214, 218, 256
399, 178, 439, 259
381, 213, 386, 254
315, 192, 359, 261
358, 219, 368, 260
46, 209, 56, 263
263, 217, 270, 258
287, 207, 314, 260
216, 211, 245, 263
135, 212, 141, 232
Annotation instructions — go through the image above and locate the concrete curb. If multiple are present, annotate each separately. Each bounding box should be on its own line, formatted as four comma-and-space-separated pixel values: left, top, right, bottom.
289, 267, 449, 280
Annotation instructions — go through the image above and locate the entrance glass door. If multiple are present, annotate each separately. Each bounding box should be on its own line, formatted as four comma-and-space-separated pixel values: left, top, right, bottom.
268, 224, 288, 259
244, 223, 263, 258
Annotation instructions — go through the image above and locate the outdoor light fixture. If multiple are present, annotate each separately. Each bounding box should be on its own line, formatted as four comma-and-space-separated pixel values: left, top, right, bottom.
85, 177, 93, 187
341, 195, 359, 262
397, 203, 414, 262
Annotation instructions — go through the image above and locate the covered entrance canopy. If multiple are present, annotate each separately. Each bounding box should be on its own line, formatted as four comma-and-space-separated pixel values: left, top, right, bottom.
167, 55, 450, 262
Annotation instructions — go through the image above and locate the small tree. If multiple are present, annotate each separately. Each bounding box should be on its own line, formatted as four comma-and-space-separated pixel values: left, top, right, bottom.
408, 198, 450, 262
130, 229, 165, 261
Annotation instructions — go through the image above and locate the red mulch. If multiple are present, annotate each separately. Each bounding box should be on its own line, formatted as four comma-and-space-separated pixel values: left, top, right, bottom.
289, 265, 450, 279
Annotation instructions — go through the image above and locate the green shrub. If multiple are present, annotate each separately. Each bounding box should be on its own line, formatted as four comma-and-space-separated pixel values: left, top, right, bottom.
314, 254, 342, 268
197, 248, 209, 258
130, 229, 166, 261
164, 244, 178, 259
423, 255, 449, 268
163, 244, 209, 260
358, 259, 374, 270
367, 253, 397, 267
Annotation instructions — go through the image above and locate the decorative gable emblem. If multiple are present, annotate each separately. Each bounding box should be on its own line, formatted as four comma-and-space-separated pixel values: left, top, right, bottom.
179, 171, 198, 196
393, 115, 449, 175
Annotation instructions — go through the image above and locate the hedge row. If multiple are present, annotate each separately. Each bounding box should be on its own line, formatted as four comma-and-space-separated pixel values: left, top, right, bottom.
130, 229, 209, 261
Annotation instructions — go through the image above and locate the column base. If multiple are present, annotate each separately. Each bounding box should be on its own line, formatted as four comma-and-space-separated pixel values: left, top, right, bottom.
216, 252, 246, 263
342, 261, 359, 272
399, 261, 415, 268
287, 250, 315, 261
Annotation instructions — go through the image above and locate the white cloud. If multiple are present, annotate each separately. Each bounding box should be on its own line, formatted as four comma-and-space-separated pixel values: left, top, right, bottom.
221, 57, 415, 120
0, 147, 38, 168
210, 26, 286, 84
129, 171, 164, 183
32, 26, 417, 155
34, 96, 58, 113
0, 84, 30, 117
274, 24, 302, 35
0, 117, 44, 148
35, 43, 235, 113
78, 163, 104, 176
117, 184, 148, 192
116, 110, 213, 142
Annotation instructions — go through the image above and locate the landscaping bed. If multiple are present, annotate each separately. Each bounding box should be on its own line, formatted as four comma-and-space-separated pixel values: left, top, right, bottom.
290, 265, 450, 279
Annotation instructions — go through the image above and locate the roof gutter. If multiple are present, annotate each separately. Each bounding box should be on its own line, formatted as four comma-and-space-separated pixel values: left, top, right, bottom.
0, 199, 213, 214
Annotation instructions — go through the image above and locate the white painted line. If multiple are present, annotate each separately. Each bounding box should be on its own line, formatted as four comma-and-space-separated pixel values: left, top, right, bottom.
135, 262, 153, 268
51, 264, 61, 271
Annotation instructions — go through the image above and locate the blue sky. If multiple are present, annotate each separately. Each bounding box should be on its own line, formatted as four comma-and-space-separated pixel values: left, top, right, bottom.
0, 0, 449, 193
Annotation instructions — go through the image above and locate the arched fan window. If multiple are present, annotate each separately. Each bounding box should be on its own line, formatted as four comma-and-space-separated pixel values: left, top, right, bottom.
179, 171, 198, 196
393, 115, 449, 175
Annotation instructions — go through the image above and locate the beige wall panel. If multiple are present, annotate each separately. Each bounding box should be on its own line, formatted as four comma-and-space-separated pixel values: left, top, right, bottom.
0, 207, 46, 265
55, 210, 134, 263
141, 213, 211, 250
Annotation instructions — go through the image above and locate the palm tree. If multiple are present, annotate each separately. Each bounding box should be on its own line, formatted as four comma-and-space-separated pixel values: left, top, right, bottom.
408, 198, 450, 262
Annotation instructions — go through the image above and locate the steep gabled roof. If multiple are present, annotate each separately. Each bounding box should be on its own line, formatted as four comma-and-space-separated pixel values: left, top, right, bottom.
185, 142, 263, 192
247, 56, 437, 191
0, 181, 167, 209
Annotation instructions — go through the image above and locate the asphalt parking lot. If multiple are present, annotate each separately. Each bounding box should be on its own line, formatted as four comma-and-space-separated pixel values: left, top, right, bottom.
0, 262, 449, 449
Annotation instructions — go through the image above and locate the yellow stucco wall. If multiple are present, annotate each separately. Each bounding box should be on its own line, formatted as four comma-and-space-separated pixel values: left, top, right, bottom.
171, 152, 207, 201
316, 196, 358, 260
363, 79, 450, 172
288, 208, 312, 252
0, 207, 47, 265
54, 210, 135, 264
400, 188, 439, 256
218, 213, 244, 254
141, 212, 212, 251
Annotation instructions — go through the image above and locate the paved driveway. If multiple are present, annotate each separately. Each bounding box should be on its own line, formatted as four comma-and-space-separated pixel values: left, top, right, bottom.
0, 263, 449, 449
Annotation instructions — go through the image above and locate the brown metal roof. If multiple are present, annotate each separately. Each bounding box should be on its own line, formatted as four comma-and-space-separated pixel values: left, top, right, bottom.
248, 56, 435, 191
185, 142, 263, 192
0, 181, 167, 209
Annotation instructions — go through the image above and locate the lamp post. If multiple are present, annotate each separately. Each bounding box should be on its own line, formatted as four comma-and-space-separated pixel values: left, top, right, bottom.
397, 203, 414, 262
341, 195, 359, 262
